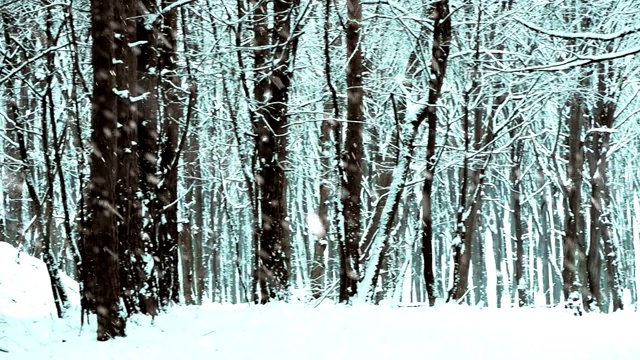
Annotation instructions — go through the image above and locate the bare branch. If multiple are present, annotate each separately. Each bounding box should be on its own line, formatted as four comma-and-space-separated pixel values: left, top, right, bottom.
491, 45, 640, 73
515, 16, 640, 41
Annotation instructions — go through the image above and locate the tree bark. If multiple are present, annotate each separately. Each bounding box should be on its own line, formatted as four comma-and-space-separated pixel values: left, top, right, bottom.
89, 0, 125, 340
340, 0, 364, 303
449, 6, 488, 303
136, 0, 161, 315
0, 14, 24, 248
562, 94, 586, 313
510, 118, 526, 307
157, 0, 182, 307
422, 0, 451, 306
591, 60, 623, 311
311, 102, 334, 298
114, 0, 144, 317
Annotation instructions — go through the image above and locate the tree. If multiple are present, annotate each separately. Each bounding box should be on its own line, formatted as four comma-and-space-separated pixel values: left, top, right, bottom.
157, 0, 183, 307
136, 0, 162, 314
340, 0, 364, 303
114, 0, 145, 317
590, 60, 624, 311
448, 3, 494, 303
0, 13, 24, 248
87, 0, 125, 340
421, 0, 451, 306
249, 0, 299, 303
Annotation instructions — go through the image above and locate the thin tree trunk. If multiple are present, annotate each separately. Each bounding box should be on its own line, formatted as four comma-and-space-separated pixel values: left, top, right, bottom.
422, 0, 451, 306
537, 168, 552, 306
449, 5, 489, 303
510, 118, 527, 306
158, 0, 182, 307
360, 0, 451, 303
179, 7, 200, 306
587, 110, 603, 312
312, 102, 332, 298
42, 14, 70, 317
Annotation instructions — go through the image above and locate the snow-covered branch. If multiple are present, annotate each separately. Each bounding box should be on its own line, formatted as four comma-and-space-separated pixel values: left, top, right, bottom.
515, 17, 640, 41
491, 45, 640, 72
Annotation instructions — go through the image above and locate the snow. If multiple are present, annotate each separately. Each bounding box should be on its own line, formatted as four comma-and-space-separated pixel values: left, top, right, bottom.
306, 213, 325, 237
0, 242, 58, 318
2, 242, 640, 359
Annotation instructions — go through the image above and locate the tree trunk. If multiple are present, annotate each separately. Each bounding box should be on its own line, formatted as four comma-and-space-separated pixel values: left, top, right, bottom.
311, 105, 333, 298
113, 0, 144, 317
448, 5, 493, 303
422, 0, 451, 306
136, 0, 161, 315
592, 60, 623, 311
157, 0, 182, 307
180, 103, 199, 306
587, 108, 603, 312
537, 168, 552, 306
250, 0, 296, 303
510, 118, 526, 307
340, 0, 364, 302
562, 95, 586, 313
0, 14, 24, 248
88, 0, 125, 340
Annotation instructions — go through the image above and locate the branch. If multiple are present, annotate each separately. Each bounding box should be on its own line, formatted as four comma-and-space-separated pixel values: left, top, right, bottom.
515, 16, 640, 41
162, 0, 198, 14
0, 43, 70, 86
491, 45, 640, 73
145, 0, 198, 29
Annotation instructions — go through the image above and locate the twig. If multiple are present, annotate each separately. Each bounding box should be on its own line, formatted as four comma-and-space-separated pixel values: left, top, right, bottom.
313, 279, 340, 308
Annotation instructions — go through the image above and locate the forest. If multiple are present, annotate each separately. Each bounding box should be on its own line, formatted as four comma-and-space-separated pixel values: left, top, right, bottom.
1, 0, 640, 342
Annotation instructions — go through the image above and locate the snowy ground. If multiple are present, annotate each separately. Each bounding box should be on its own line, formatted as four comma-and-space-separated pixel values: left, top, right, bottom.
2, 242, 640, 359
4, 303, 640, 360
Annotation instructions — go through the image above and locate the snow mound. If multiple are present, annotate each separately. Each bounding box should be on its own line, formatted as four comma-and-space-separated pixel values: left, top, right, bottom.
0, 242, 80, 318
0, 242, 58, 318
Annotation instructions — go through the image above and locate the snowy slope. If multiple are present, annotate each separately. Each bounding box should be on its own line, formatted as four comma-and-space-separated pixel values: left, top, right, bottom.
0, 242, 59, 318
1, 243, 640, 359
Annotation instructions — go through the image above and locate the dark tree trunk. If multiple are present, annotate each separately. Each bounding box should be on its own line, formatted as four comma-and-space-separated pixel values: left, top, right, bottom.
510, 118, 527, 307
538, 168, 552, 306
340, 0, 364, 303
181, 95, 199, 306
88, 0, 125, 340
587, 105, 604, 312
492, 202, 505, 308
179, 7, 205, 305
136, 0, 161, 315
250, 0, 270, 303
562, 94, 586, 313
157, 0, 182, 307
251, 0, 296, 303
114, 0, 144, 317
421, 0, 451, 306
592, 60, 623, 312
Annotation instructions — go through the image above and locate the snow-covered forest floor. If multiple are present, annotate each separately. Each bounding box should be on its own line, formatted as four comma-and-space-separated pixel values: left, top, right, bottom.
2, 243, 640, 360
4, 302, 640, 360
